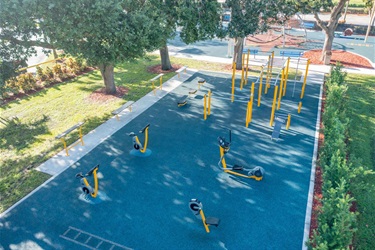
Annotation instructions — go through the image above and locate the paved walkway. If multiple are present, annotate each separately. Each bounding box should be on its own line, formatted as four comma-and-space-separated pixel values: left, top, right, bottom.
301, 13, 373, 26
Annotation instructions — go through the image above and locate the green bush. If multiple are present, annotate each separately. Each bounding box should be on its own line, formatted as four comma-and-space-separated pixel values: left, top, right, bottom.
310, 62, 360, 250
44, 66, 54, 80
65, 57, 80, 74
52, 64, 64, 79
36, 66, 46, 81
309, 179, 357, 249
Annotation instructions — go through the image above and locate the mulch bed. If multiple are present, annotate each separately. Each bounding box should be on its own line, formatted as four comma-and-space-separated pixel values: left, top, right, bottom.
87, 86, 129, 103
147, 64, 183, 74
303, 49, 374, 69
87, 64, 185, 102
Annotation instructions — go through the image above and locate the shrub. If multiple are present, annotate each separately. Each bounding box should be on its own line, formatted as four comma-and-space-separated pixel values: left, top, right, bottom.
36, 66, 46, 81
52, 64, 64, 79
44, 67, 54, 80
75, 57, 87, 71
308, 179, 357, 249
65, 57, 80, 74
16, 73, 37, 92
4, 77, 19, 96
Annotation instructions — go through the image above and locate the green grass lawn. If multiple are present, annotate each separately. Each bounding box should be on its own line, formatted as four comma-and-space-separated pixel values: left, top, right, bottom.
0, 54, 300, 213
346, 74, 375, 249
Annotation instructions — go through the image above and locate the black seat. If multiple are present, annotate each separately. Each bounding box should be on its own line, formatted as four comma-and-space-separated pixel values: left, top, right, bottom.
178, 95, 188, 107
205, 217, 220, 227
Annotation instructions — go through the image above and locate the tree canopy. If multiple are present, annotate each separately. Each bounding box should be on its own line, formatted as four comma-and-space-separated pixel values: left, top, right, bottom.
146, 0, 223, 70
0, 0, 167, 94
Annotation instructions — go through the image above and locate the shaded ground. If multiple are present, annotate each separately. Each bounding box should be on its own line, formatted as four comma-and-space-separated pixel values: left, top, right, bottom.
0, 71, 322, 249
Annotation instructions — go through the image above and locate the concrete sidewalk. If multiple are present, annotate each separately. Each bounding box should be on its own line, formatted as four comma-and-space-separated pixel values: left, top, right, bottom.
301, 13, 372, 26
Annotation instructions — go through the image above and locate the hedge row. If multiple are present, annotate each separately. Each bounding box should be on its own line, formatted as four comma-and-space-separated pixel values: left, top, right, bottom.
1, 57, 87, 100
308, 64, 366, 249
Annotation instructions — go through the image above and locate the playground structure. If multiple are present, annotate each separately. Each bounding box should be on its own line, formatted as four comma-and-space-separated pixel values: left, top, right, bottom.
193, 52, 310, 134
75, 164, 100, 198
228, 50, 311, 134
218, 130, 265, 180
127, 124, 151, 156
189, 199, 220, 233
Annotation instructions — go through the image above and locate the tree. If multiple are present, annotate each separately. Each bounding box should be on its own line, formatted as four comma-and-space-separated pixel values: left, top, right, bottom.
225, 0, 297, 69
295, 0, 348, 65
149, 0, 223, 70
42, 0, 161, 94
0, 0, 162, 94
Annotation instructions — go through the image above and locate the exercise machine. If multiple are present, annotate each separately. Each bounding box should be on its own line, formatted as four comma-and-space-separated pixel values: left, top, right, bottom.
218, 130, 264, 180
189, 199, 220, 233
127, 124, 151, 156
177, 89, 198, 107
76, 164, 100, 198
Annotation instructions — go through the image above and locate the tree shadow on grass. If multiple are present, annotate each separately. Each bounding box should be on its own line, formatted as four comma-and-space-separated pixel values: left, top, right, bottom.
0, 115, 51, 152
0, 153, 51, 213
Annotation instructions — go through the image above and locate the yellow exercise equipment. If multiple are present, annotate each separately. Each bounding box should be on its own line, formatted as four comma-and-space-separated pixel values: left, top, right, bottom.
76, 165, 100, 198
204, 90, 212, 120
189, 199, 220, 233
128, 124, 151, 154
218, 130, 265, 180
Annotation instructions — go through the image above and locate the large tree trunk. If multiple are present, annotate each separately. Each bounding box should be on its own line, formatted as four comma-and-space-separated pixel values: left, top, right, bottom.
313, 0, 347, 65
321, 31, 334, 65
160, 45, 172, 70
233, 37, 245, 70
98, 63, 116, 94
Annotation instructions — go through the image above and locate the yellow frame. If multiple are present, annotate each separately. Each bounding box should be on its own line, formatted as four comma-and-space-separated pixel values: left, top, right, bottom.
59, 124, 84, 156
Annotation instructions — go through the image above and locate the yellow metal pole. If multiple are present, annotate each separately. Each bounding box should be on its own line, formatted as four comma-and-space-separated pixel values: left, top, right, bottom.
283, 57, 290, 96
220, 147, 228, 170
199, 210, 210, 233
246, 100, 253, 127
61, 138, 69, 156
265, 55, 271, 94
270, 85, 278, 126
250, 82, 255, 103
204, 94, 207, 120
160, 75, 163, 90
240, 54, 245, 90
298, 101, 302, 113
246, 101, 250, 127
91, 168, 99, 198
140, 127, 149, 153
300, 59, 310, 99
208, 90, 212, 115
286, 114, 291, 130
277, 70, 284, 110
152, 81, 156, 95
245, 50, 250, 85
231, 62, 236, 102
79, 126, 84, 146
258, 66, 264, 107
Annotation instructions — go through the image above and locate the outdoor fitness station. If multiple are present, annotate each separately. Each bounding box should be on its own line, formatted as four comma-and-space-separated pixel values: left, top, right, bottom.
0, 54, 322, 249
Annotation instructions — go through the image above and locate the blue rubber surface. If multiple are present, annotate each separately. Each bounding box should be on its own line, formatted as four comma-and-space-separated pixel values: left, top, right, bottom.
0, 71, 321, 249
